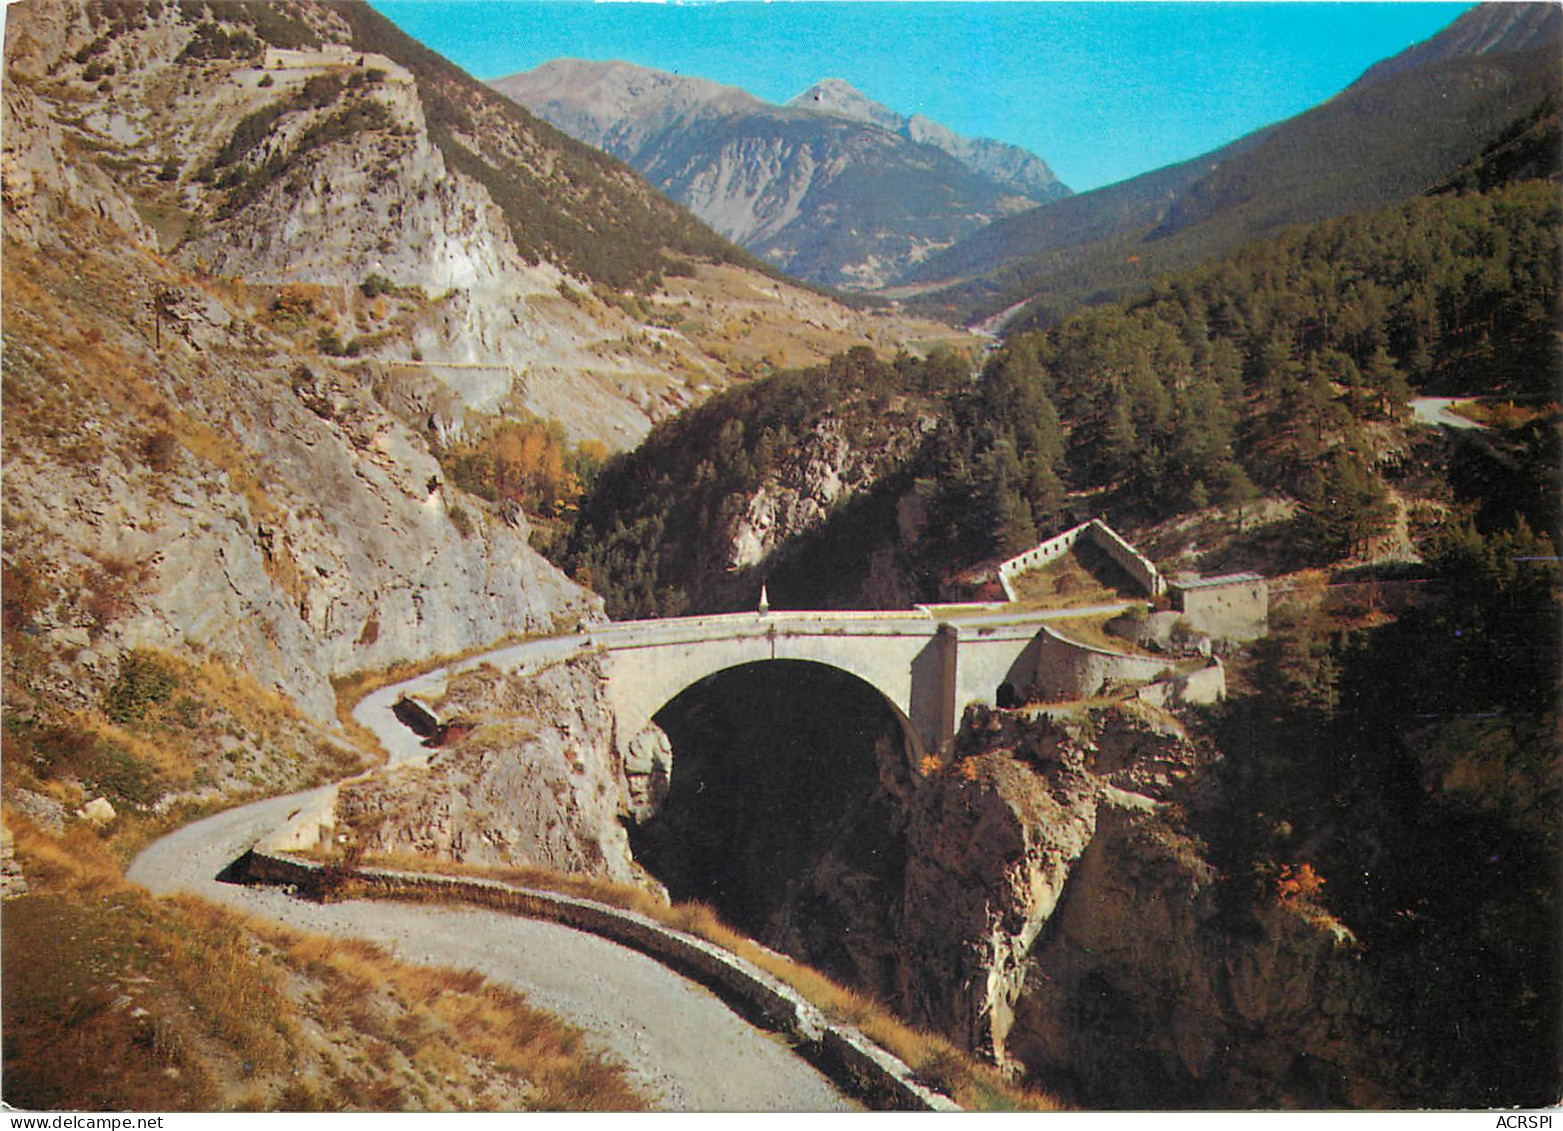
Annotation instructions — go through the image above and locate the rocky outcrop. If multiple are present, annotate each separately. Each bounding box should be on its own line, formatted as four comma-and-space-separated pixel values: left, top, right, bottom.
759, 700, 1401, 1105
6, 790, 67, 837
1, 82, 152, 248
622, 724, 674, 825
724, 414, 932, 571
1008, 805, 1387, 1109
336, 659, 663, 889
887, 706, 1210, 1067
898, 736, 1099, 1063
0, 823, 26, 900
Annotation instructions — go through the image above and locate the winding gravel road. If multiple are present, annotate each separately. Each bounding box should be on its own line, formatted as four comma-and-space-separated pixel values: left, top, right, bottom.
127, 790, 854, 1111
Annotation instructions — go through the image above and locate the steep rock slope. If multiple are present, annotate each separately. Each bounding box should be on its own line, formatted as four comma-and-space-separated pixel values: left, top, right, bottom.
555, 347, 960, 619
493, 61, 1068, 290
1347, 0, 1562, 89
5, 0, 945, 452
1, 93, 595, 725
760, 703, 1407, 1108
0, 0, 620, 861
904, 1, 1563, 329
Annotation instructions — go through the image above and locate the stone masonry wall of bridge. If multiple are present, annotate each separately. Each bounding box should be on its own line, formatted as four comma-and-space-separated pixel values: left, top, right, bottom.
397, 604, 1203, 762
575, 606, 1172, 757
592, 612, 951, 756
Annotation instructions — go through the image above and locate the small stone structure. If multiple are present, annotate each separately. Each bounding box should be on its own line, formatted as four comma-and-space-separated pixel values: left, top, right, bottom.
1169, 572, 1269, 644
1105, 609, 1213, 658
997, 519, 1166, 601
1136, 659, 1227, 708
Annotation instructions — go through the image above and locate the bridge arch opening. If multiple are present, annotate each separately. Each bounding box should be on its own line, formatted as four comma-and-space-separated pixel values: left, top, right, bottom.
629, 659, 914, 952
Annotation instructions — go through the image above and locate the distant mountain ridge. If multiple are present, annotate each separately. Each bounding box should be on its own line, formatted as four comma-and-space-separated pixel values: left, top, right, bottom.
901, 1, 1563, 331
491, 61, 1069, 290
788, 78, 1064, 200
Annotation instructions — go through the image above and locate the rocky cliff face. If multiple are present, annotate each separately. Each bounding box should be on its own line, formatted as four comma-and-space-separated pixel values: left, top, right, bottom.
0, 0, 606, 837
493, 61, 1067, 290
3, 234, 598, 706
759, 701, 1403, 1106
723, 413, 933, 571
1007, 805, 1389, 1108
336, 658, 663, 889
4, 0, 937, 452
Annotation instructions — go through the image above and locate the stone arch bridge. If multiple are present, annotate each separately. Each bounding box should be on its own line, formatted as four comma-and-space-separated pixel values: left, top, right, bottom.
576, 604, 1152, 757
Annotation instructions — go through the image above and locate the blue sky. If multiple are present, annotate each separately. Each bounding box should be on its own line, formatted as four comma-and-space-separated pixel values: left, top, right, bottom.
371, 2, 1473, 192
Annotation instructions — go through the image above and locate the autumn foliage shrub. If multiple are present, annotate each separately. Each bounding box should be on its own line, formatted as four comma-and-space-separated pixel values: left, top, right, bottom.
442, 417, 601, 518
1275, 862, 1326, 907
271, 283, 320, 321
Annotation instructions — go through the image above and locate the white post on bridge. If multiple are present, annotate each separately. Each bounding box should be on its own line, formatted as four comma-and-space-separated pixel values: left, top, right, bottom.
758, 583, 770, 616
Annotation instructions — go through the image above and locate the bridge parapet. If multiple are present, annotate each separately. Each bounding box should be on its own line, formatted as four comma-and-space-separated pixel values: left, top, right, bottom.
590, 612, 942, 652
459, 603, 1169, 766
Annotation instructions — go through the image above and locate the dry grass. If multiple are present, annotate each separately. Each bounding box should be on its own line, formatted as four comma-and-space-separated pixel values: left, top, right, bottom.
1447, 397, 1555, 429
1046, 611, 1153, 655
3, 816, 645, 1112
321, 851, 1063, 1111
5, 644, 372, 859
1008, 549, 1135, 610
263, 931, 643, 1111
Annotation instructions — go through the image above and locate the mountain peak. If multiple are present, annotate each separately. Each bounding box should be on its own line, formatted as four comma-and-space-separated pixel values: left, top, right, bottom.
788, 79, 902, 131
496, 59, 1068, 287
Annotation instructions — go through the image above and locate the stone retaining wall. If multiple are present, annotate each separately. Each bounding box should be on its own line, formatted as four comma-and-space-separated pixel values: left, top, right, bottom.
1034, 625, 1172, 700
1135, 659, 1226, 708
997, 519, 1166, 601
236, 850, 961, 1112
996, 520, 1096, 600
1085, 520, 1166, 597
